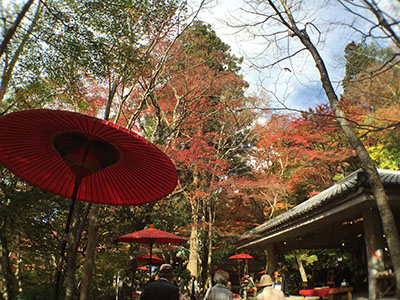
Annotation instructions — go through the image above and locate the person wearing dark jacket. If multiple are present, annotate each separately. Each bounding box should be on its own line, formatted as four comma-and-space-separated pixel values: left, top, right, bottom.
140, 264, 179, 300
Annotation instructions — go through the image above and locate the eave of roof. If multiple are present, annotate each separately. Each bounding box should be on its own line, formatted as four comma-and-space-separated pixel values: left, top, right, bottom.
238, 168, 400, 245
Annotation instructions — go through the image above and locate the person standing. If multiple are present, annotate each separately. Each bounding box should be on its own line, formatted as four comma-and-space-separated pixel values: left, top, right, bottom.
240, 274, 250, 298
188, 275, 200, 300
204, 270, 233, 300
256, 275, 285, 300
139, 264, 179, 300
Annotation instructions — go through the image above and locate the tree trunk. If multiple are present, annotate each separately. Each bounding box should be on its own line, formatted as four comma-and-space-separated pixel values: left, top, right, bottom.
65, 203, 90, 300
206, 203, 214, 289
15, 237, 22, 294
187, 169, 200, 278
0, 217, 18, 299
79, 205, 100, 300
187, 219, 199, 278
0, 1, 42, 102
79, 82, 112, 300
295, 250, 308, 287
0, 0, 35, 59
270, 2, 400, 297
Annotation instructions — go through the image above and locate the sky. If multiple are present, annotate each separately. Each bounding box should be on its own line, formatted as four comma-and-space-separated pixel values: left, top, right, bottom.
188, 0, 400, 111
4, 0, 398, 111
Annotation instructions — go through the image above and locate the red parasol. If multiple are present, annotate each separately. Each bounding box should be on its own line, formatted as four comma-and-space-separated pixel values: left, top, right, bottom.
137, 254, 165, 265
137, 266, 150, 271
229, 253, 255, 260
0, 109, 177, 204
0, 109, 177, 299
116, 224, 187, 245
229, 253, 255, 282
115, 224, 186, 276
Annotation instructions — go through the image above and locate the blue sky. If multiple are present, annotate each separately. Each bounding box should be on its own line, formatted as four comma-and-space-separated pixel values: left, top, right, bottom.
5, 0, 398, 112
190, 0, 399, 111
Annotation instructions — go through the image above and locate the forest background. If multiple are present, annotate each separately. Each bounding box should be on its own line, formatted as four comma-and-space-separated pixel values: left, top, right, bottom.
1, 0, 400, 299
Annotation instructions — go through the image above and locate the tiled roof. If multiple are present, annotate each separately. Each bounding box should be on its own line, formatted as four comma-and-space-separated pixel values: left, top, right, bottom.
242, 168, 400, 237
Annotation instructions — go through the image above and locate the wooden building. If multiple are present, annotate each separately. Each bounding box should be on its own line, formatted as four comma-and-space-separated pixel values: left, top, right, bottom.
237, 169, 400, 299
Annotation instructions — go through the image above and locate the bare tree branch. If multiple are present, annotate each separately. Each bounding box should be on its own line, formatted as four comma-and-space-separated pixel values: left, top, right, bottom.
0, 0, 35, 58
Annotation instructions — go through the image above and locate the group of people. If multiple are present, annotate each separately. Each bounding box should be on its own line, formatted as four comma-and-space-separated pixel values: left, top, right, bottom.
203, 270, 286, 300
139, 264, 286, 300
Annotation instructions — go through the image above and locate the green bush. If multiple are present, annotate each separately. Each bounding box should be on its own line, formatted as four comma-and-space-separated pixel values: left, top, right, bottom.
18, 284, 56, 300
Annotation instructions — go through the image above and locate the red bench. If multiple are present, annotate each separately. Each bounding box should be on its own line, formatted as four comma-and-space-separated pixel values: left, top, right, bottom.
300, 286, 353, 300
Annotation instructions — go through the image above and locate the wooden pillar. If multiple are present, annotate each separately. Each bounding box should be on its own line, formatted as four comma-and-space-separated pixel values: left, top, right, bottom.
363, 208, 385, 299
266, 243, 277, 274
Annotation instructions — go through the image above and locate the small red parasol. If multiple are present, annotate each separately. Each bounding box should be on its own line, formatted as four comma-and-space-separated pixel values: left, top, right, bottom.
137, 266, 150, 271
116, 224, 187, 245
229, 253, 255, 282
137, 254, 165, 265
0, 109, 178, 299
115, 224, 186, 276
229, 253, 255, 260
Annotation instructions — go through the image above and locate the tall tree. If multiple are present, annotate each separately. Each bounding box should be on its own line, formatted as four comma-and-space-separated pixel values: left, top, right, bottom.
149, 21, 256, 286
234, 0, 400, 297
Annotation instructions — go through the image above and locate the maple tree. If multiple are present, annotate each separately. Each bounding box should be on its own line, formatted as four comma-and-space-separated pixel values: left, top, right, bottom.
219, 106, 356, 234
141, 21, 258, 286
211, 106, 357, 291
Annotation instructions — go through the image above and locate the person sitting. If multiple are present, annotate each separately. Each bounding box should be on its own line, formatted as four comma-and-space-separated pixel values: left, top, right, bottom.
256, 274, 285, 300
139, 264, 179, 300
204, 270, 233, 300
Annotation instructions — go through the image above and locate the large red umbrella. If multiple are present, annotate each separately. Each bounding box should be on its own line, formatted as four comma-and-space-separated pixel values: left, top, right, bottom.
229, 253, 255, 282
0, 109, 178, 299
0, 109, 177, 204
115, 224, 186, 275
